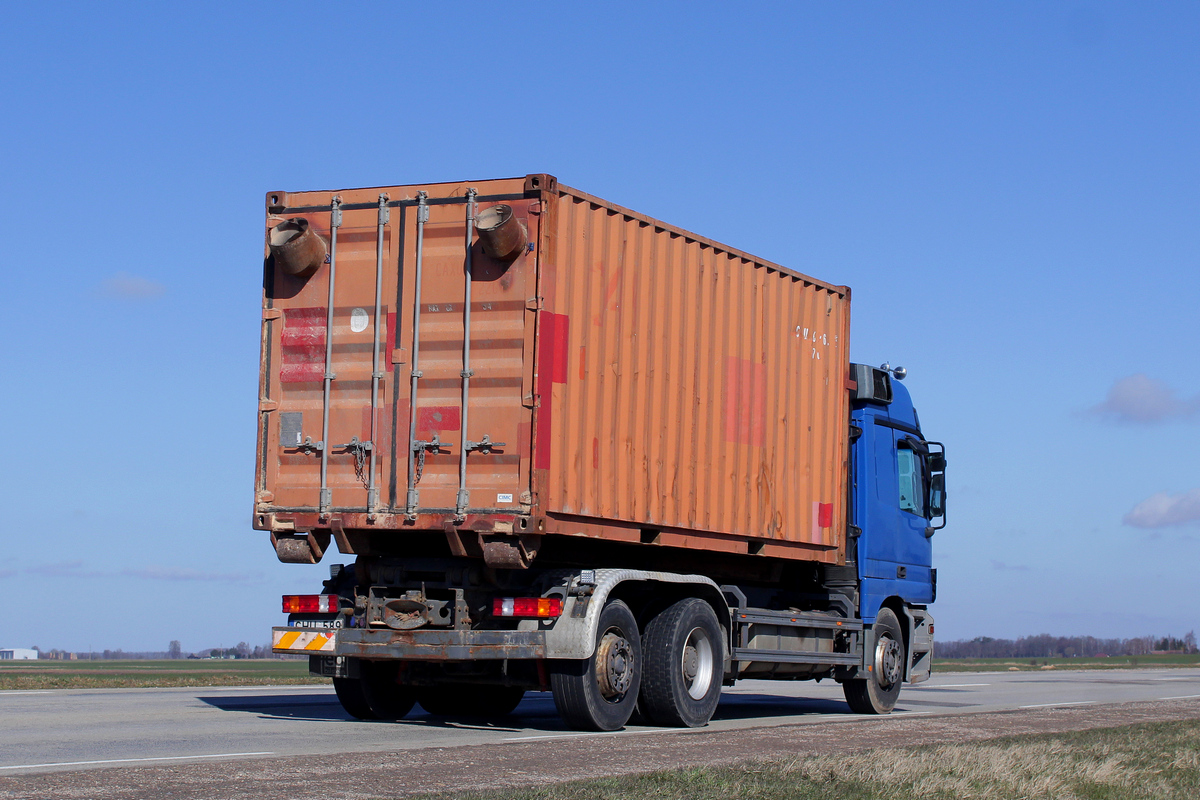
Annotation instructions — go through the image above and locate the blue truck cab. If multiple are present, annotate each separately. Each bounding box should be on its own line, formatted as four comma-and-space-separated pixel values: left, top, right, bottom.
840, 363, 946, 709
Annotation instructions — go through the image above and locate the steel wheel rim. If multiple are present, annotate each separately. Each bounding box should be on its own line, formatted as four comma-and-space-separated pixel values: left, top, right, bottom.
874, 634, 902, 689
682, 626, 714, 700
595, 626, 634, 701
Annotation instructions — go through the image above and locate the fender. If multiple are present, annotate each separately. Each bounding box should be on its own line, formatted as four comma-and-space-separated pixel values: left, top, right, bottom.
542, 568, 730, 660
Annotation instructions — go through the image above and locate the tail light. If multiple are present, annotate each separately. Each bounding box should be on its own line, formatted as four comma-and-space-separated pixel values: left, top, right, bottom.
282, 595, 339, 614
492, 597, 564, 618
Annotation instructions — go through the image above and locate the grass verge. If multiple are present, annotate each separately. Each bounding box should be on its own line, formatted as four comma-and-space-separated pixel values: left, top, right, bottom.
935, 653, 1200, 672
414, 718, 1200, 800
0, 659, 328, 690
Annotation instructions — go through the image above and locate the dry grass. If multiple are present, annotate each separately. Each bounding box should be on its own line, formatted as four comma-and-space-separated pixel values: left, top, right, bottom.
417, 719, 1200, 800
0, 659, 327, 690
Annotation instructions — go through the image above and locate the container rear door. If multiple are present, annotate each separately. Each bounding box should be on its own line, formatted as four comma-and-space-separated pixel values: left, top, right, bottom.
395, 195, 537, 516
260, 188, 536, 522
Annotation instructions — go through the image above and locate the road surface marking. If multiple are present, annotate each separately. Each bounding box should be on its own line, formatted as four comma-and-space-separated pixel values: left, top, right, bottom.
0, 752, 275, 771
1019, 701, 1096, 709
0, 691, 53, 696
1160, 694, 1200, 700
911, 683, 990, 689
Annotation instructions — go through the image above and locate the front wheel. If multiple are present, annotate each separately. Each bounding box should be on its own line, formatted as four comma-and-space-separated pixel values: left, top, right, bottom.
639, 598, 724, 727
843, 607, 904, 714
550, 600, 641, 731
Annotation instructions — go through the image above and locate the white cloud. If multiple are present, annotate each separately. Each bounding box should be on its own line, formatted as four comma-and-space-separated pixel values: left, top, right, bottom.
1089, 374, 1200, 424
1123, 489, 1200, 529
99, 272, 166, 299
122, 565, 259, 583
25, 560, 106, 578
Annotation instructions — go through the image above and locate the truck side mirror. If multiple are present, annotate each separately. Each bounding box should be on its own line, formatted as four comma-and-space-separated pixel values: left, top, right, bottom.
929, 473, 946, 517
927, 452, 946, 472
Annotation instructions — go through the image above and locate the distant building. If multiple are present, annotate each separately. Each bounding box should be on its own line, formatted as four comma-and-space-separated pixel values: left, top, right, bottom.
0, 648, 38, 660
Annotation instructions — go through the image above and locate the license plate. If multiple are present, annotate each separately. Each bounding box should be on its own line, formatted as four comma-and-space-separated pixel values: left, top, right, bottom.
288, 615, 343, 629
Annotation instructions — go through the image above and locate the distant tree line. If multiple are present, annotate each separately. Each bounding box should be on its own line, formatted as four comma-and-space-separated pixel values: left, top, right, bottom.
28, 641, 281, 660
939, 631, 1198, 659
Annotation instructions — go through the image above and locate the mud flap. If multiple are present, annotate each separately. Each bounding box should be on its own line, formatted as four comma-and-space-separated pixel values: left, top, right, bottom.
905, 607, 934, 683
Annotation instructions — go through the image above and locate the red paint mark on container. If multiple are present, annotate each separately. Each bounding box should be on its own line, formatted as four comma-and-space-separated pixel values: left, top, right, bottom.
417, 406, 461, 433
280, 307, 327, 382
535, 312, 570, 469
817, 502, 833, 528
280, 363, 324, 383
723, 356, 767, 446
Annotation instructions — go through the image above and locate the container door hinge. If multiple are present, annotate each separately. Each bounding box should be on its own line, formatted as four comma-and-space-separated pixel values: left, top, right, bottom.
263, 308, 283, 321
525, 296, 543, 311
259, 398, 279, 412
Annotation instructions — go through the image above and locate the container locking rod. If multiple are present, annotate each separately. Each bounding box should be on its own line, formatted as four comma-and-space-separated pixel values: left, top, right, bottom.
455, 189, 477, 518
318, 196, 342, 514
367, 193, 389, 515
404, 191, 430, 518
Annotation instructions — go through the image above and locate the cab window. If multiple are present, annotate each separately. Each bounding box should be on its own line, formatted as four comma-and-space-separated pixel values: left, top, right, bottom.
898, 447, 925, 516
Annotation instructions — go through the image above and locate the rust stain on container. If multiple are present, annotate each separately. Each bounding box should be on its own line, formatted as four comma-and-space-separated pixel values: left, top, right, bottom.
255, 175, 849, 565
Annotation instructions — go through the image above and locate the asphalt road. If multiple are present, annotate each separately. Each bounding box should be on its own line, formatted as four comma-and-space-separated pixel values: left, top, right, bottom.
4, 667, 1199, 778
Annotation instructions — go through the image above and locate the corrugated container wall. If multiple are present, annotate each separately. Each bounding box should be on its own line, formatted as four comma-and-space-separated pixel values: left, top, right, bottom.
255, 175, 851, 566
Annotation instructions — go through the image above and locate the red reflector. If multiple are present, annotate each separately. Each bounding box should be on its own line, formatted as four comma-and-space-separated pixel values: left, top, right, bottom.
282, 595, 339, 614
492, 597, 563, 618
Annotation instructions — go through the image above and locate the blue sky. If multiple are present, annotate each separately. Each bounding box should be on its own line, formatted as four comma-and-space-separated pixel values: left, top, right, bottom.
1, 3, 1197, 652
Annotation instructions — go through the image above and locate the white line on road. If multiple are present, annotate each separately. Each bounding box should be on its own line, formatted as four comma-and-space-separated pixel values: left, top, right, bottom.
1160, 694, 1200, 700
1019, 701, 1096, 709
0, 691, 53, 696
911, 683, 991, 689
0, 752, 275, 771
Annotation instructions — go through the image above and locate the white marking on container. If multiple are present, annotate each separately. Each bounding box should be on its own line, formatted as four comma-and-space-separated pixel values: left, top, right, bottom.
350, 307, 369, 333
497, 493, 514, 504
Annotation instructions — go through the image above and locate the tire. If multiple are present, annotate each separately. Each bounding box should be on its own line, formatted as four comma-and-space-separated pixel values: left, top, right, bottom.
333, 675, 378, 720
359, 660, 417, 720
640, 598, 724, 727
417, 685, 526, 718
550, 600, 641, 731
844, 607, 904, 714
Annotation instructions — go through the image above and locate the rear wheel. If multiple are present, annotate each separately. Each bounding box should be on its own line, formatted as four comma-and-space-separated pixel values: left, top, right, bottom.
333, 675, 378, 720
640, 598, 724, 727
844, 607, 904, 714
359, 660, 417, 720
416, 685, 526, 718
550, 600, 641, 731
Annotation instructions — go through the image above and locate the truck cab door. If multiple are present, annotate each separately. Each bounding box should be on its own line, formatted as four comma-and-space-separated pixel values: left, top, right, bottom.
856, 411, 936, 621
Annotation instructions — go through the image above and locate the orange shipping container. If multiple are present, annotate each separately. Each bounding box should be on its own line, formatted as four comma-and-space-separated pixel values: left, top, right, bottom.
255, 175, 851, 567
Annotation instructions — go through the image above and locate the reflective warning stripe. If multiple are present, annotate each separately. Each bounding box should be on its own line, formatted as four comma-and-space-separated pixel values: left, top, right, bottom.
272, 629, 336, 652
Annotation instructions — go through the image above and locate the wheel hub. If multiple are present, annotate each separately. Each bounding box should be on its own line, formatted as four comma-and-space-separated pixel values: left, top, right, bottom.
682, 645, 699, 680
682, 626, 715, 701
595, 631, 633, 699
874, 634, 903, 687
